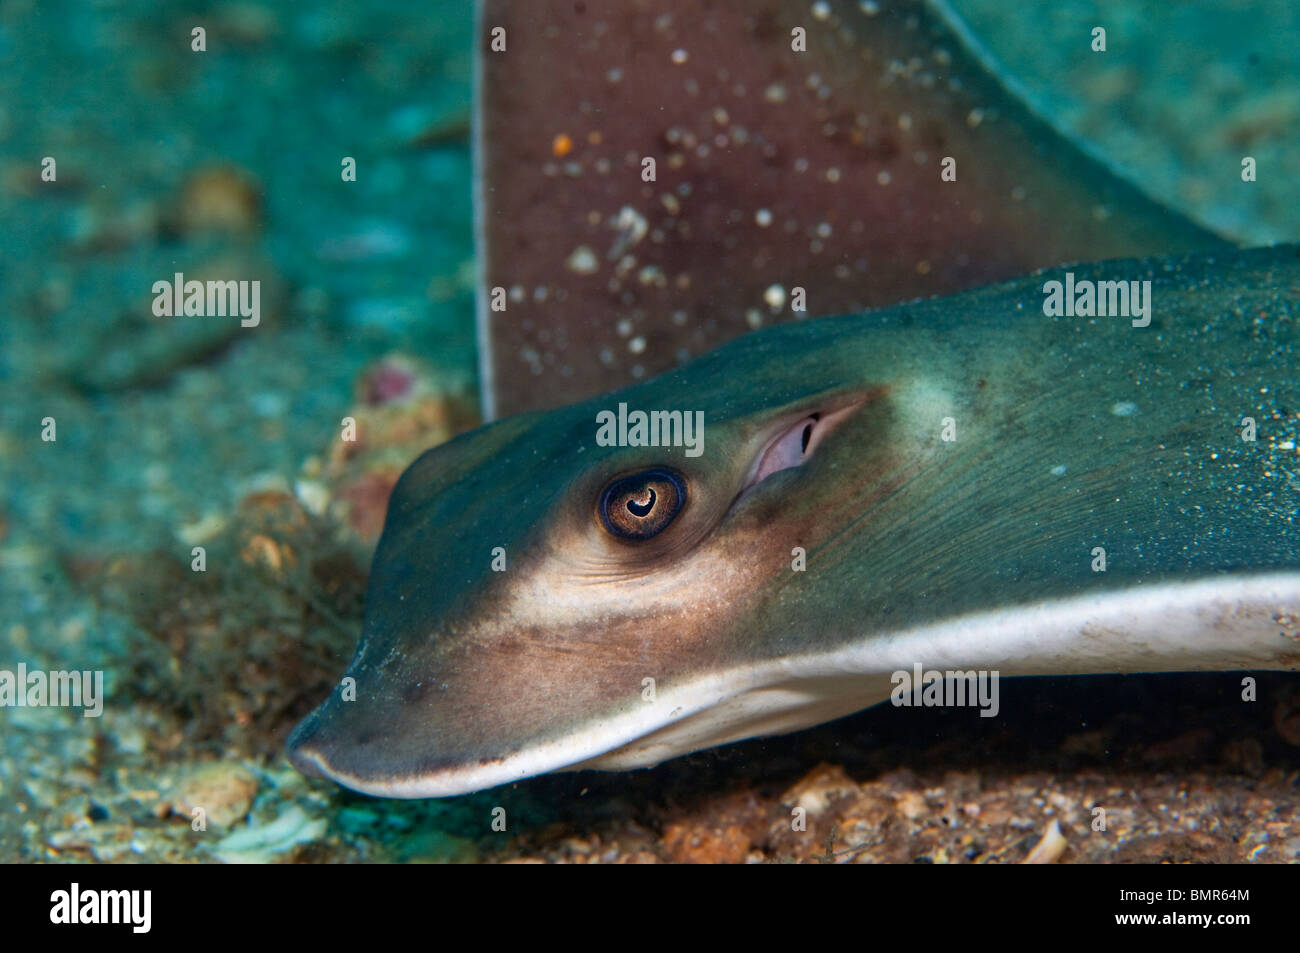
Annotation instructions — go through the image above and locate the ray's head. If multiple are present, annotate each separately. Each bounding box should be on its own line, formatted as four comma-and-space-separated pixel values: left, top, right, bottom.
285, 326, 926, 796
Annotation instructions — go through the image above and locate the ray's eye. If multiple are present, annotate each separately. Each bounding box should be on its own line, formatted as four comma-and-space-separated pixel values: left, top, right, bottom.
599, 468, 687, 541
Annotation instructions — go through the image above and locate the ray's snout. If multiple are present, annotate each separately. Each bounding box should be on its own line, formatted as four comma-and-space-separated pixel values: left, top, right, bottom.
284, 689, 391, 791
282, 656, 538, 799
284, 705, 335, 781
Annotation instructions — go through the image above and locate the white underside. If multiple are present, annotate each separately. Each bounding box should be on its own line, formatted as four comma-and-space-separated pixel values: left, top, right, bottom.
313, 573, 1300, 797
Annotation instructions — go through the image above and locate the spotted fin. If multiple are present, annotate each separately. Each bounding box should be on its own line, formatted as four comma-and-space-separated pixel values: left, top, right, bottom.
474, 0, 1227, 417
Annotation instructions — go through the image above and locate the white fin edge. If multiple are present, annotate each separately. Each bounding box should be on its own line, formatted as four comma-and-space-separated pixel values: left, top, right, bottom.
306, 573, 1300, 796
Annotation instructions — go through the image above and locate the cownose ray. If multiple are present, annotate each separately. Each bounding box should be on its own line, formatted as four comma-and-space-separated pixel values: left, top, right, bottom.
288, 244, 1300, 797
473, 0, 1227, 419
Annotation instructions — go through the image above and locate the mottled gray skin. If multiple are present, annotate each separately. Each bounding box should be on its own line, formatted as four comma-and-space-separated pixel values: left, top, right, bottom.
289, 245, 1300, 796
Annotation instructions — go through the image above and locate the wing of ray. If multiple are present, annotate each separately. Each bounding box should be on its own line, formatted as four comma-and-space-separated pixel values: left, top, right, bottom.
290, 244, 1299, 797
474, 0, 1228, 418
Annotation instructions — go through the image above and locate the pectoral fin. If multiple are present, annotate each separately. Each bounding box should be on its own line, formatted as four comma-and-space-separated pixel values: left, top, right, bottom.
474, 0, 1227, 416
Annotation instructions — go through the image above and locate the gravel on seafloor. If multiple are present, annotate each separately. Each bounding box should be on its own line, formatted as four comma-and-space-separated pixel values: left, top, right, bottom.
6, 659, 1300, 863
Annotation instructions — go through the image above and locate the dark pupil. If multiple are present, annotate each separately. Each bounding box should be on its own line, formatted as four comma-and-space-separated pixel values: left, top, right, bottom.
600, 468, 686, 540
627, 487, 656, 517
